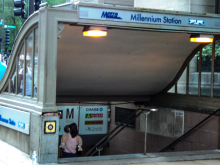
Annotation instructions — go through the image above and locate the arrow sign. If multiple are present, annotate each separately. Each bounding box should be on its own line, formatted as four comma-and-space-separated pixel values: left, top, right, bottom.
4, 25, 16, 29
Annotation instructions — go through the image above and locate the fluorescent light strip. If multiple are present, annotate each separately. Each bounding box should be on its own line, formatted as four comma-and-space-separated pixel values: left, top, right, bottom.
190, 37, 213, 43
83, 30, 107, 37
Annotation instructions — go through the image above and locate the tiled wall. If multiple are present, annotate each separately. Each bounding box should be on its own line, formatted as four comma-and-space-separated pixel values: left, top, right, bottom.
178, 111, 219, 151
101, 105, 219, 155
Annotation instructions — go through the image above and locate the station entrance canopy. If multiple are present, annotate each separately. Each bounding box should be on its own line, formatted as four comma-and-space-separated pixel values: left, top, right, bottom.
55, 3, 220, 100
2, 2, 220, 102
1, 2, 220, 164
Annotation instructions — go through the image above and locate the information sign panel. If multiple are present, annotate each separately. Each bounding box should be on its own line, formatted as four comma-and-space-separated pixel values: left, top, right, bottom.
57, 106, 79, 135
0, 106, 30, 134
79, 6, 220, 29
79, 106, 108, 135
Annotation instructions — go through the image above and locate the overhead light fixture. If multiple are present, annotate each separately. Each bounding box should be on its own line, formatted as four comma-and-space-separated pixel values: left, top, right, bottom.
190, 34, 214, 43
83, 26, 107, 37
149, 108, 158, 112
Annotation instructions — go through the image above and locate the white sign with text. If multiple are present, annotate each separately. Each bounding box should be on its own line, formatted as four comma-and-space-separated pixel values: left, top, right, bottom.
57, 106, 79, 135
78, 106, 108, 135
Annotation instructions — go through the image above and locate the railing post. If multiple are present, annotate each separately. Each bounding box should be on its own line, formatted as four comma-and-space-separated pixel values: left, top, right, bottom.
144, 111, 150, 155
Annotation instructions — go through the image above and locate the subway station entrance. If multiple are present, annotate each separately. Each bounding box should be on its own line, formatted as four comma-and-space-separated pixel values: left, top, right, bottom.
0, 2, 220, 164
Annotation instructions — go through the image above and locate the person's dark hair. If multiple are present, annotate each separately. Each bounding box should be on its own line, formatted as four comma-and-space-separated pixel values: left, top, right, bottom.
64, 125, 70, 133
69, 123, 78, 138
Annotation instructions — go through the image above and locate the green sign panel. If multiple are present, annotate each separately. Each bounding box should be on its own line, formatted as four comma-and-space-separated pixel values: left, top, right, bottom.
4, 25, 16, 29
85, 114, 92, 118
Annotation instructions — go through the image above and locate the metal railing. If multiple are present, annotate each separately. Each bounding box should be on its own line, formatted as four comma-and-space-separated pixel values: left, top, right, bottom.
159, 108, 220, 152
84, 108, 143, 156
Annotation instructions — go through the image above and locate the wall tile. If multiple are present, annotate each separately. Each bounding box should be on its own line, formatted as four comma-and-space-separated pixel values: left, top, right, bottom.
139, 132, 145, 144
110, 136, 116, 148
183, 141, 192, 151
174, 141, 183, 151
146, 133, 153, 146
134, 143, 144, 153
124, 132, 135, 142
184, 111, 192, 127
134, 131, 141, 142
199, 114, 210, 131
184, 126, 192, 141
117, 138, 123, 150
209, 116, 219, 132
121, 140, 128, 152
167, 137, 175, 145
200, 144, 211, 150
105, 108, 219, 155
151, 134, 159, 148
190, 129, 200, 143
158, 135, 169, 149
210, 132, 219, 148
200, 130, 210, 146
191, 112, 200, 127
192, 143, 202, 151
125, 141, 135, 153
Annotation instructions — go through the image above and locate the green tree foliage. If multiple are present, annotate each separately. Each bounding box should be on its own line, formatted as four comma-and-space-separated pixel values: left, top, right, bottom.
0, 0, 25, 52
195, 41, 220, 62
202, 41, 220, 61
0, 0, 67, 53
42, 0, 67, 7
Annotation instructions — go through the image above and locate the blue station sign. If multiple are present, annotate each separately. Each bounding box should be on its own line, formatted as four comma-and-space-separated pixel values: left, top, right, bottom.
0, 106, 30, 134
79, 6, 220, 29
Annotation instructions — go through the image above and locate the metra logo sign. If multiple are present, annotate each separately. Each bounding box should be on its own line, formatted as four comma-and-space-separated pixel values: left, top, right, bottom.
101, 11, 122, 19
189, 19, 205, 25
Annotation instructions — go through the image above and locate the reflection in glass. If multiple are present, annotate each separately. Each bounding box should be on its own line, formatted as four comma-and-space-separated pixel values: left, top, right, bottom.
34, 28, 38, 97
214, 40, 220, 97
201, 44, 212, 97
24, 32, 33, 96
177, 68, 187, 94
10, 67, 16, 94
168, 85, 175, 93
188, 54, 199, 95
4, 84, 8, 93
17, 44, 24, 95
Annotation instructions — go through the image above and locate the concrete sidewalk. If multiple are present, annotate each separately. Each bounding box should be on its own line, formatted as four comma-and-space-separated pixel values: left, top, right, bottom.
0, 139, 220, 165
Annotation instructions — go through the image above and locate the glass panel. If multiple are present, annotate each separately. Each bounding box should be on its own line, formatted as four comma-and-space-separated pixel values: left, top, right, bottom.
25, 32, 33, 96
168, 85, 175, 93
4, 84, 8, 93
201, 44, 212, 97
177, 68, 187, 94
33, 28, 38, 97
17, 44, 24, 95
188, 54, 199, 95
214, 40, 220, 97
10, 67, 16, 94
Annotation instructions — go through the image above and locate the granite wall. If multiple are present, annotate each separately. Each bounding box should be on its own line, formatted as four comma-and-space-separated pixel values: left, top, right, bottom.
102, 105, 219, 155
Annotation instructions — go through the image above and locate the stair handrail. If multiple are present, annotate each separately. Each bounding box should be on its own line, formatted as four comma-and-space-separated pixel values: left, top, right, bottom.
84, 108, 143, 156
159, 108, 220, 152
89, 109, 144, 156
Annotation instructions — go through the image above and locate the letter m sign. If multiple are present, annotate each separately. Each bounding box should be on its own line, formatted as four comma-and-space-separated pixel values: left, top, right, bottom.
66, 108, 74, 119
